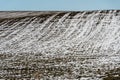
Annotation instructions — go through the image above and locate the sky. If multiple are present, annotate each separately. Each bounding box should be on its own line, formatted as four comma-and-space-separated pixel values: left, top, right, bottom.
0, 0, 120, 11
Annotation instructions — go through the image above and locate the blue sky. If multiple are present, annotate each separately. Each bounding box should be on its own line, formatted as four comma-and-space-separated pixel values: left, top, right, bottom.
0, 0, 120, 11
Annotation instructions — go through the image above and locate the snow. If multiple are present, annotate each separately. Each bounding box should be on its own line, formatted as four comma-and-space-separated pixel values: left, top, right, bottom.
0, 10, 120, 79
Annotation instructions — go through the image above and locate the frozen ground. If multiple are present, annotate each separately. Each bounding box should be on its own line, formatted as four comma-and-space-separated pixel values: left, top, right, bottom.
0, 10, 120, 80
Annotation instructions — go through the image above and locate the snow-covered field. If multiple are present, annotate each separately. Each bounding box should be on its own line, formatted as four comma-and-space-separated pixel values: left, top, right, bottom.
0, 10, 120, 79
